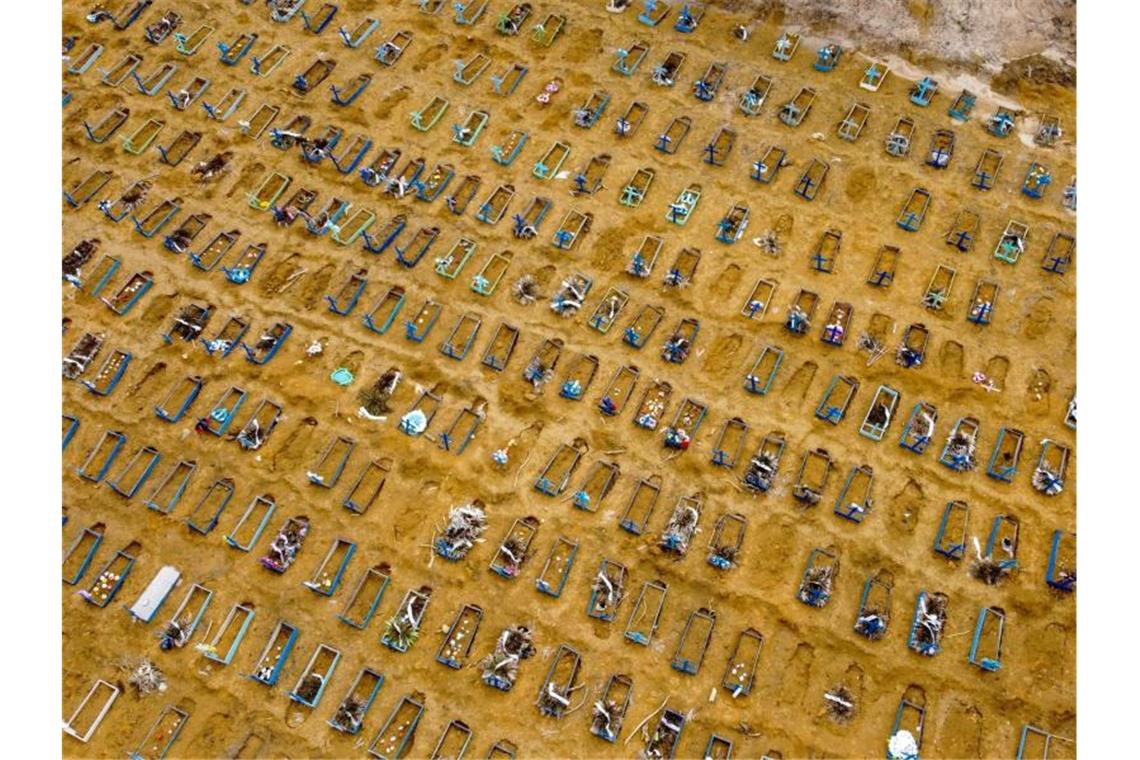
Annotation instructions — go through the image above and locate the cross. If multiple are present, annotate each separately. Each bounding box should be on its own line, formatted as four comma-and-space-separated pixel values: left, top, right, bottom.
704, 143, 718, 164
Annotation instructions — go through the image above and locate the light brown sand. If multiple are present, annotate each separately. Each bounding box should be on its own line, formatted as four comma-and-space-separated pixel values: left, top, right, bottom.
62, 1, 1075, 757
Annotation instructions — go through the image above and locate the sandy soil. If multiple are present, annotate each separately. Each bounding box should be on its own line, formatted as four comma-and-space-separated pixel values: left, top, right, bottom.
62, 1, 1075, 758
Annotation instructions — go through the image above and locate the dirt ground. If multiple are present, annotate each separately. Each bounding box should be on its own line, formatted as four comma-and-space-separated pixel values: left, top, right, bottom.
62, 1, 1075, 758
